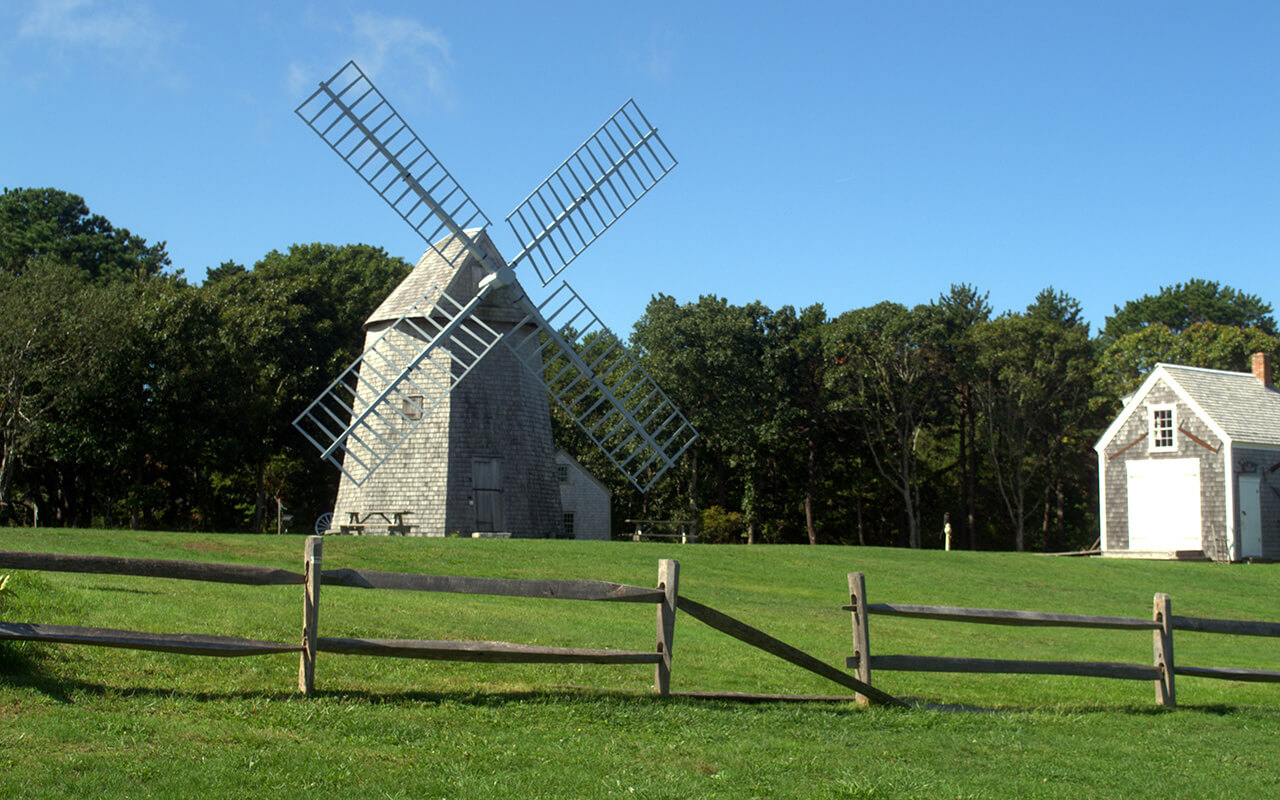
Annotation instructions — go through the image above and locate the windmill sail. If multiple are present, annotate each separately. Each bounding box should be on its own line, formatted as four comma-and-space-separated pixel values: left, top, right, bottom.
293, 286, 502, 486
295, 61, 494, 273
505, 100, 677, 287
506, 283, 697, 492
294, 60, 696, 494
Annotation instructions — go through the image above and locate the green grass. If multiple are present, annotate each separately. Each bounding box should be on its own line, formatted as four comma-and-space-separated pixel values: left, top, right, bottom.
3, 528, 1280, 798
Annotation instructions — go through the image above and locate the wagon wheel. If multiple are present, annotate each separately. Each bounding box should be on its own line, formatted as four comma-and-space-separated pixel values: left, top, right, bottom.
314, 512, 333, 536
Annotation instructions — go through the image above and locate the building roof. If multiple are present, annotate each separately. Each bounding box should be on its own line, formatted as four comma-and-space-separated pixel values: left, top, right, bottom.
1158, 363, 1280, 446
366, 228, 528, 327
555, 449, 613, 497
1095, 361, 1280, 451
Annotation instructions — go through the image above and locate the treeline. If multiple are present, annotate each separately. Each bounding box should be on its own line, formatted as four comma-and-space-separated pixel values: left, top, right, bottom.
2, 187, 1277, 548
599, 286, 1278, 550
0, 188, 412, 533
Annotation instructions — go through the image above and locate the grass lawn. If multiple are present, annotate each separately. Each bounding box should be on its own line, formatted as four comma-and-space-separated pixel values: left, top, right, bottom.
2, 528, 1280, 798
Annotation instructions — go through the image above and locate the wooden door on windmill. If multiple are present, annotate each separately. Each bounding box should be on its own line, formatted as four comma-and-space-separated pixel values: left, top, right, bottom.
472, 458, 504, 532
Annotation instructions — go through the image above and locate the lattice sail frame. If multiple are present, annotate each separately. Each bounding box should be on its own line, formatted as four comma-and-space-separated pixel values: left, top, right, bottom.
295, 61, 493, 274
293, 287, 501, 486
505, 100, 677, 287
292, 61, 696, 491
506, 283, 697, 493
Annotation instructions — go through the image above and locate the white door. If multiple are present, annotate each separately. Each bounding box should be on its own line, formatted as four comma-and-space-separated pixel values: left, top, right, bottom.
1127, 458, 1202, 551
1239, 474, 1263, 558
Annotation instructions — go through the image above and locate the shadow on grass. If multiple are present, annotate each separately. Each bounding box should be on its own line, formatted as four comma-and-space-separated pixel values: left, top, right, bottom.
81, 585, 162, 595
0, 641, 78, 704
0, 653, 1264, 718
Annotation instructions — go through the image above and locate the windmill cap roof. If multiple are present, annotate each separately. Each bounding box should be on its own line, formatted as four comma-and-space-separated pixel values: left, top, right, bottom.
365, 228, 523, 327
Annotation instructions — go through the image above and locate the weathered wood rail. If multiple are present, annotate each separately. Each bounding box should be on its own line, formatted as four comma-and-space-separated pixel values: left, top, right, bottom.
845, 571, 1280, 708
0, 540, 897, 705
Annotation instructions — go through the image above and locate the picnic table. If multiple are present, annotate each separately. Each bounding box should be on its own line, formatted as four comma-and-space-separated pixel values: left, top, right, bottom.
340, 511, 414, 535
624, 519, 697, 543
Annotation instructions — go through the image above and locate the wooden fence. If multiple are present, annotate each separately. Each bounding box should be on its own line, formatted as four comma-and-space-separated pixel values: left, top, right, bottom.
0, 538, 899, 706
845, 571, 1280, 708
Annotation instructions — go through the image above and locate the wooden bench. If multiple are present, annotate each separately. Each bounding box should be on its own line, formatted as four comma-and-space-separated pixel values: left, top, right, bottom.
624, 519, 697, 544
339, 511, 414, 536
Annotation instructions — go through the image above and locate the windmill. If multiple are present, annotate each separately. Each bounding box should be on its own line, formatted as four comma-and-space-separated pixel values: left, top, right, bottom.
292, 61, 697, 537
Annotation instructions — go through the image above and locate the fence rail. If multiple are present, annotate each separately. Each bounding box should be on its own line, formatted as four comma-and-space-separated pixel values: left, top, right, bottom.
846, 572, 1280, 708
319, 567, 664, 602
863, 602, 1159, 631
0, 621, 298, 657
0, 549, 303, 585
0, 539, 895, 706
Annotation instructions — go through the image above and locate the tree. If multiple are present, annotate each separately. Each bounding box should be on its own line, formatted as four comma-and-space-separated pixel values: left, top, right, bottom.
202, 243, 411, 531
973, 290, 1095, 551
760, 304, 828, 544
927, 284, 992, 549
1096, 321, 1280, 404
0, 260, 128, 521
826, 302, 941, 548
1100, 279, 1274, 346
631, 295, 771, 534
0, 187, 169, 280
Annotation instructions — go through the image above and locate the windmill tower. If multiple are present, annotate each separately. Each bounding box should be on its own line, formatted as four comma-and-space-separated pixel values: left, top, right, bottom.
292, 62, 696, 537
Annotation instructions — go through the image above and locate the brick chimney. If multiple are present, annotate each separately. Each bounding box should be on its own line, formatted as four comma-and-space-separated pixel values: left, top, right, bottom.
1252, 352, 1273, 388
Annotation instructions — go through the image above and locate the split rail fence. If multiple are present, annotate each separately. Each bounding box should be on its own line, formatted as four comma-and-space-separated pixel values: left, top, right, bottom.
0, 538, 899, 705
845, 571, 1280, 708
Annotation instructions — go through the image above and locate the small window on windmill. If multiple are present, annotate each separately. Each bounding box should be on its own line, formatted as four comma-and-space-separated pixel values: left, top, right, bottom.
556, 464, 569, 484
402, 395, 424, 421
563, 511, 575, 538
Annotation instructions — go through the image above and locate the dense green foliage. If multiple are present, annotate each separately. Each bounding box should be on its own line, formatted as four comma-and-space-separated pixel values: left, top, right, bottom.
629, 283, 1275, 551
4, 529, 1280, 799
2, 187, 1277, 549
0, 188, 411, 532
1100, 278, 1276, 345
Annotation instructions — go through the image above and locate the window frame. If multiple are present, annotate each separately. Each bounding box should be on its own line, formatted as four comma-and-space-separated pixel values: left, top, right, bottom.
402, 394, 425, 421
1148, 404, 1176, 452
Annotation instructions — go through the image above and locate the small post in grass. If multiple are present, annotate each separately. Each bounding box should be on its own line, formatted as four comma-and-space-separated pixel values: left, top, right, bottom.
299, 535, 322, 695
1153, 592, 1175, 708
655, 559, 679, 696
848, 572, 872, 707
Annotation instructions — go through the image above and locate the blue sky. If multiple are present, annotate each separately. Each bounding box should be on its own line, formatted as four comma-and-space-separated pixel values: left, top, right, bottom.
3, 1, 1277, 336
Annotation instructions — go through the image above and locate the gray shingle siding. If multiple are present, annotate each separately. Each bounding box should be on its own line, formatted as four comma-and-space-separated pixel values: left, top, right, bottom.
1099, 380, 1226, 557
1098, 361, 1280, 562
555, 451, 612, 541
330, 233, 562, 538
1231, 445, 1280, 559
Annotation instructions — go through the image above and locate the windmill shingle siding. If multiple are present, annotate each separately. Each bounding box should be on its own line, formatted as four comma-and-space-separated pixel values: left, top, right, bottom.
330, 231, 561, 538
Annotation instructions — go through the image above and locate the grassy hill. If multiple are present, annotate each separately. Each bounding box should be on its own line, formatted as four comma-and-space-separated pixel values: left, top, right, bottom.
3, 528, 1280, 798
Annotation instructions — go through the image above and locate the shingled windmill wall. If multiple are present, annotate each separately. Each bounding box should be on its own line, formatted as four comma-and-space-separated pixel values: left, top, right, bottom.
330, 230, 562, 537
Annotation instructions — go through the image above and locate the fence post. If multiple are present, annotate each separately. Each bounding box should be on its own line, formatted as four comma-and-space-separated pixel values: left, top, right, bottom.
655, 559, 679, 696
848, 572, 872, 707
1153, 592, 1175, 708
298, 535, 322, 695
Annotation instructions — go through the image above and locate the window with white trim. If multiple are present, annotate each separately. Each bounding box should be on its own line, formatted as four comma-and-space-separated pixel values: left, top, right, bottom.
1149, 404, 1175, 451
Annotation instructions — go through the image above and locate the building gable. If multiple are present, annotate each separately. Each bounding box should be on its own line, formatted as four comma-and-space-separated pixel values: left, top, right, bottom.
1095, 365, 1230, 455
